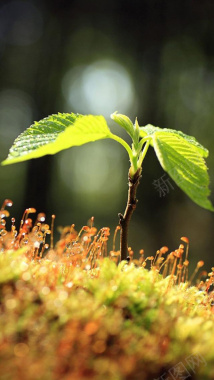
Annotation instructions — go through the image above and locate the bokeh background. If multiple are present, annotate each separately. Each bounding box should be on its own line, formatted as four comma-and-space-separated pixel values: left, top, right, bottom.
0, 0, 214, 271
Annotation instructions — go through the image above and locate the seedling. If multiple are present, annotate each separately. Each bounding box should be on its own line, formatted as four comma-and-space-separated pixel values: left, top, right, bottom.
2, 112, 213, 260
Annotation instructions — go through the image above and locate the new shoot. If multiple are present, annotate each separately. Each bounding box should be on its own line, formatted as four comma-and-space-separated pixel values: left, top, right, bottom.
2, 112, 213, 261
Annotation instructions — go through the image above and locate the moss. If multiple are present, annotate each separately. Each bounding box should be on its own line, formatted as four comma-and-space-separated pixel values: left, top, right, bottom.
0, 250, 213, 380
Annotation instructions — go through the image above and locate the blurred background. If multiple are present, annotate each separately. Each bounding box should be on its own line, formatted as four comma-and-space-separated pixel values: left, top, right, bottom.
0, 0, 214, 271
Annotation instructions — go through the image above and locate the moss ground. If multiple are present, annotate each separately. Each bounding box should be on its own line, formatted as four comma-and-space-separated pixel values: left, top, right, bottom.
0, 249, 214, 380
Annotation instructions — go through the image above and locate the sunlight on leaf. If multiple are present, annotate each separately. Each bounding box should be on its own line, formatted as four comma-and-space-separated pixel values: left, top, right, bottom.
138, 124, 212, 210
139, 125, 208, 157
153, 132, 213, 211
2, 113, 112, 165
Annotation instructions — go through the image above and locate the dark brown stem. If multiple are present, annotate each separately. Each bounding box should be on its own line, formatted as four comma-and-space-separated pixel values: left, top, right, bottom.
119, 168, 142, 261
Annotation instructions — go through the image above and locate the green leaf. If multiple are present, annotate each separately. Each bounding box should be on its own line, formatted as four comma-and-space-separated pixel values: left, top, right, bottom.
139, 124, 208, 157
111, 112, 134, 139
2, 113, 112, 165
139, 124, 162, 138
153, 131, 214, 211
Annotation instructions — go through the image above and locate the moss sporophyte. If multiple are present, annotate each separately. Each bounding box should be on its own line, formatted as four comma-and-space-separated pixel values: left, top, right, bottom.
1, 112, 214, 261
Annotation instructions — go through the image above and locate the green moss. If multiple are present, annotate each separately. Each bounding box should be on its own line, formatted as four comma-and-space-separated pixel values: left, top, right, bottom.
0, 252, 213, 380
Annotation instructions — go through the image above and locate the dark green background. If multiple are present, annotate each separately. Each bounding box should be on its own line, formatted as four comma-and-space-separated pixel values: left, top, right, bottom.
0, 0, 214, 272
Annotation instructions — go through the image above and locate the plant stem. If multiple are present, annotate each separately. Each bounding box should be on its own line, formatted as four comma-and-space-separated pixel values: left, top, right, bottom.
119, 168, 142, 261
137, 139, 150, 166
109, 133, 136, 169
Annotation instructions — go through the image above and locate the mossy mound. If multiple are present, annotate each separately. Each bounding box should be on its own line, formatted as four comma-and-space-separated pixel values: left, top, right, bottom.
0, 250, 214, 380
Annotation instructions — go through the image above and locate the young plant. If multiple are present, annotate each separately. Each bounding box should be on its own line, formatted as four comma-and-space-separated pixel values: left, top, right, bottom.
2, 112, 213, 261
